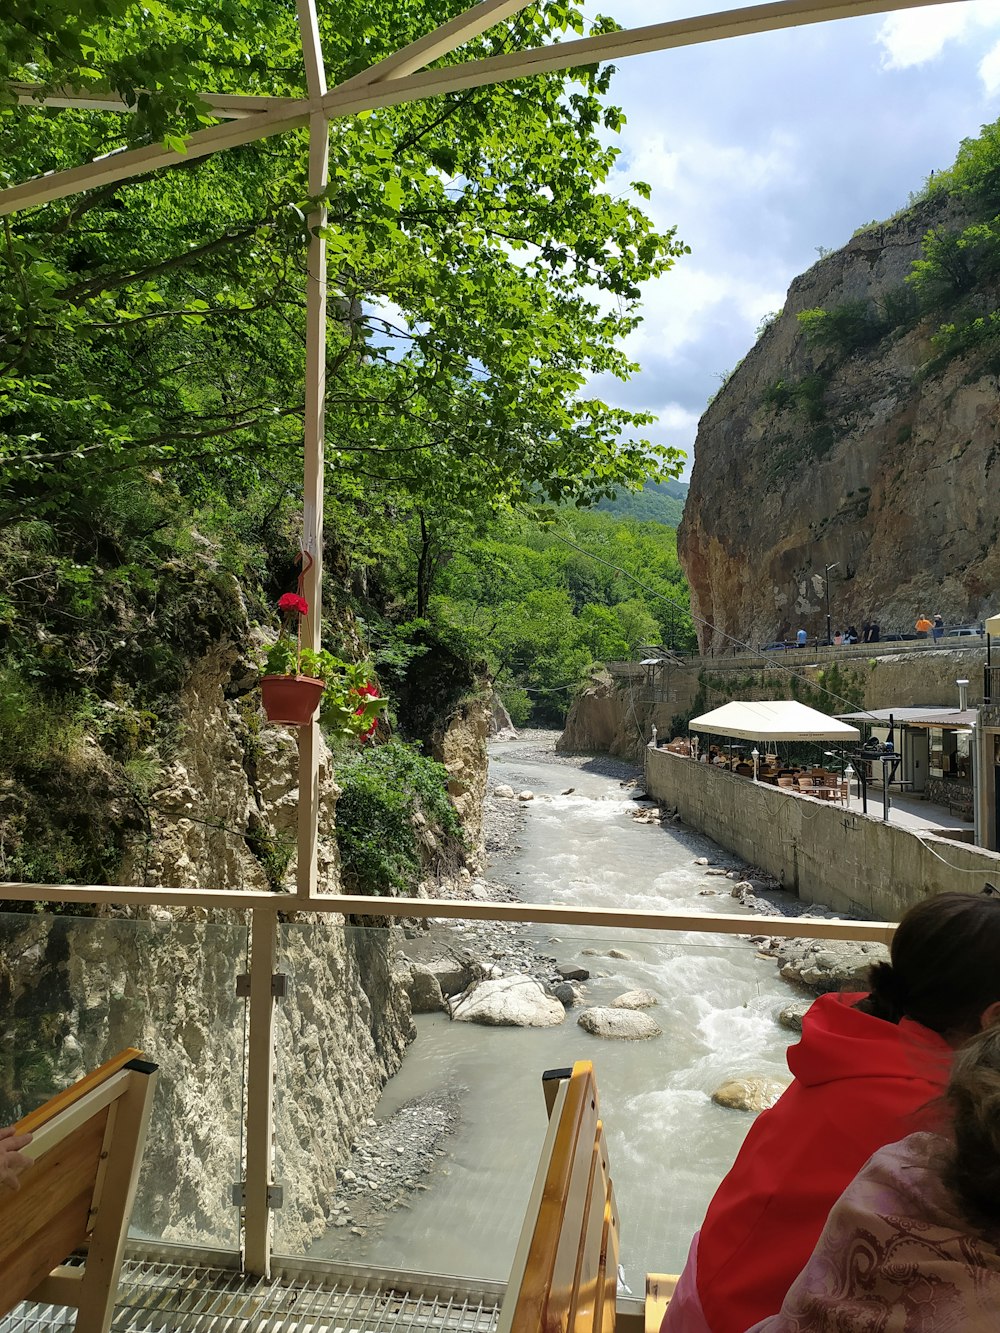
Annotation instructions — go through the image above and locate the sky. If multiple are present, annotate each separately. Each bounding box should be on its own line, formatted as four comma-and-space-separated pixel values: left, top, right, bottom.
581, 0, 1000, 479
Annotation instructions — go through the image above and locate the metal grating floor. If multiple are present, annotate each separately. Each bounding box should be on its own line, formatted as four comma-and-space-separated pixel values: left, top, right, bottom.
2, 1260, 503, 1333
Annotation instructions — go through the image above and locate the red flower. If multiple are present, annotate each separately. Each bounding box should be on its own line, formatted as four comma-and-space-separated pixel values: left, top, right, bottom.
354, 683, 381, 741
278, 592, 309, 615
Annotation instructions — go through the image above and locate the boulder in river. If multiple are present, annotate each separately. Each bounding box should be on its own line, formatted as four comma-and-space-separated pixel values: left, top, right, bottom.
517, 790, 535, 801
611, 989, 658, 1010
777, 1000, 812, 1032
577, 1007, 661, 1040
551, 982, 580, 1007
493, 784, 515, 799
556, 963, 590, 981
451, 976, 565, 1027
776, 938, 889, 994
711, 1076, 788, 1113
407, 964, 446, 1014
607, 948, 632, 960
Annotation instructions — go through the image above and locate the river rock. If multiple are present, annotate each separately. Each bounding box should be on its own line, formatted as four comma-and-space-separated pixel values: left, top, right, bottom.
577, 1007, 661, 1040
611, 989, 658, 1010
608, 948, 632, 960
730, 880, 755, 897
451, 976, 565, 1027
776, 938, 889, 994
711, 1076, 788, 1113
408, 964, 446, 1014
693, 857, 709, 865
551, 982, 580, 1007
517, 790, 535, 801
494, 784, 515, 799
421, 956, 476, 997
556, 963, 590, 981
777, 1000, 812, 1031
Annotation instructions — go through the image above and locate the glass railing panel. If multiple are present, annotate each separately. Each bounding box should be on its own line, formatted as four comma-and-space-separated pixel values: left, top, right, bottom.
272, 917, 811, 1290
0, 909, 248, 1251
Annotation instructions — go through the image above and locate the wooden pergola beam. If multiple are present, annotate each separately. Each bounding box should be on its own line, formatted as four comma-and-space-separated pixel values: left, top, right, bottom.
322, 0, 972, 114
0, 99, 312, 217
0, 0, 970, 218
332, 0, 535, 90
10, 82, 305, 119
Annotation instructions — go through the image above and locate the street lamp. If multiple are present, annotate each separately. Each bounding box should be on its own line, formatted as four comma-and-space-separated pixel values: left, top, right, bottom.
751, 747, 760, 782
824, 563, 839, 645
845, 763, 855, 801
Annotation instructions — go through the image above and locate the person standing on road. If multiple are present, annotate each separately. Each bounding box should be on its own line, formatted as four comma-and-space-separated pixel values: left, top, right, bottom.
915, 613, 933, 638
933, 613, 945, 641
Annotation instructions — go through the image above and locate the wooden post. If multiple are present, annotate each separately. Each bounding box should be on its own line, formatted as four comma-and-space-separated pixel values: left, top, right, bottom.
296, 0, 329, 905
243, 910, 278, 1275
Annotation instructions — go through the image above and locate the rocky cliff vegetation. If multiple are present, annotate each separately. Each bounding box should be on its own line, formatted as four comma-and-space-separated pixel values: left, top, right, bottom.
679, 122, 1000, 653
0, 506, 489, 1250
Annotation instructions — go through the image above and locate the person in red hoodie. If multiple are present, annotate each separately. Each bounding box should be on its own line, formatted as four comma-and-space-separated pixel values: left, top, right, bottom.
660, 890, 1000, 1333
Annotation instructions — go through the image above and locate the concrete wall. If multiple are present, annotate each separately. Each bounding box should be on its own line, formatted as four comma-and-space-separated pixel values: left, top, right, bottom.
645, 748, 1000, 921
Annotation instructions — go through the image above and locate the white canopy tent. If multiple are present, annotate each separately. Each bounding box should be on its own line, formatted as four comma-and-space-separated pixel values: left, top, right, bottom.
986, 612, 1000, 636
689, 700, 861, 741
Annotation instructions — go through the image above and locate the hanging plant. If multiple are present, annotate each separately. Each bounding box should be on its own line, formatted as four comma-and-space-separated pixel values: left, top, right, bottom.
259, 581, 386, 738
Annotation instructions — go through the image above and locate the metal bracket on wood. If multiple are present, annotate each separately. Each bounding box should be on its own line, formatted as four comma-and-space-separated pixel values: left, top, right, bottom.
235, 973, 288, 998
232, 1182, 284, 1209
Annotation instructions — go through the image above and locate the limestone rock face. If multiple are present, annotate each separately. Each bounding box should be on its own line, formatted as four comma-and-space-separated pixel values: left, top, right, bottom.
2, 640, 414, 1256
711, 1076, 788, 1113
577, 1007, 662, 1040
678, 194, 1000, 652
450, 976, 566, 1027
431, 696, 490, 867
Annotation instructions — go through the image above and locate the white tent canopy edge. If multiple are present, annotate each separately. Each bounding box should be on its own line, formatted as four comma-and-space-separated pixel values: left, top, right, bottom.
689, 699, 861, 741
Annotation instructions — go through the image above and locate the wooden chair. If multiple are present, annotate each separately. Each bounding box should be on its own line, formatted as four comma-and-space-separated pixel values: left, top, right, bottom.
497, 1061, 619, 1332
0, 1048, 159, 1333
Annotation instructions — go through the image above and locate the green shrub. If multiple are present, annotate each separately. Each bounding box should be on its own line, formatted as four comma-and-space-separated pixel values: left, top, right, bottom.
798, 301, 884, 356
334, 739, 466, 896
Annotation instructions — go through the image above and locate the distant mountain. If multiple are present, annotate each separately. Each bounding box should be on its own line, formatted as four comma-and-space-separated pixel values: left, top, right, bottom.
595, 478, 688, 527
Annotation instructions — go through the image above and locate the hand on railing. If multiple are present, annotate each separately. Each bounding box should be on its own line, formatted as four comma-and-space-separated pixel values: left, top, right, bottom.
0, 1125, 33, 1193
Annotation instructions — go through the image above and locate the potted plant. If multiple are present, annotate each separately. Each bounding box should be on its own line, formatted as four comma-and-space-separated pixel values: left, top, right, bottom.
260, 592, 325, 725
260, 593, 387, 737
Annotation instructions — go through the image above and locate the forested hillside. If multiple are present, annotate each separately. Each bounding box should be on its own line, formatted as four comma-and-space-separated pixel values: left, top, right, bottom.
0, 1, 690, 888
595, 478, 688, 526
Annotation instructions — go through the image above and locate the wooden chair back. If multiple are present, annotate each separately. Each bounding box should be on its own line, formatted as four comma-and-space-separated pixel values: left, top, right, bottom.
0, 1048, 158, 1333
497, 1060, 619, 1332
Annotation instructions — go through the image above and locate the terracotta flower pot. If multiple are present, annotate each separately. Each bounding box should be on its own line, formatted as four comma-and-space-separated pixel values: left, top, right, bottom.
260, 674, 325, 726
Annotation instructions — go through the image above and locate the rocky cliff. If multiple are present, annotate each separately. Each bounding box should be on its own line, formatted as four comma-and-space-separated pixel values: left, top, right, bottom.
0, 622, 489, 1251
678, 193, 1000, 653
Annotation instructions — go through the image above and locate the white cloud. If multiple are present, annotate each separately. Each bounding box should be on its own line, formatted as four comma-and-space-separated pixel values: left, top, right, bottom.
875, 0, 1000, 70
980, 37, 1000, 94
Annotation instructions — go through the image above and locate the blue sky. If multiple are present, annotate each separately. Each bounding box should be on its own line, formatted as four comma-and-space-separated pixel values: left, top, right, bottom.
583, 0, 1000, 478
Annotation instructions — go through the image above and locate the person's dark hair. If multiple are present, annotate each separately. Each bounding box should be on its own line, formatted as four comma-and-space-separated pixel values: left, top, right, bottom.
942, 1024, 1000, 1229
859, 892, 1000, 1037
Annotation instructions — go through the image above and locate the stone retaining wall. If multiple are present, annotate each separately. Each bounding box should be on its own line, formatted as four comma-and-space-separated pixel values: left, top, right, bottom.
645, 748, 1000, 921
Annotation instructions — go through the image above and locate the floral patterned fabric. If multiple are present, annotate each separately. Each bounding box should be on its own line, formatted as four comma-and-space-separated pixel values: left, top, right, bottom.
747, 1133, 1000, 1332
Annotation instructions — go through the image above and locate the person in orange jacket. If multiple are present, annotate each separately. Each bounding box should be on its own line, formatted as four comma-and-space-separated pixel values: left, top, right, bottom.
915, 613, 933, 637
659, 891, 1000, 1333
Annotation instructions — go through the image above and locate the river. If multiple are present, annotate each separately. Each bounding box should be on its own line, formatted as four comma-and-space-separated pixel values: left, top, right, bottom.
312, 734, 803, 1288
